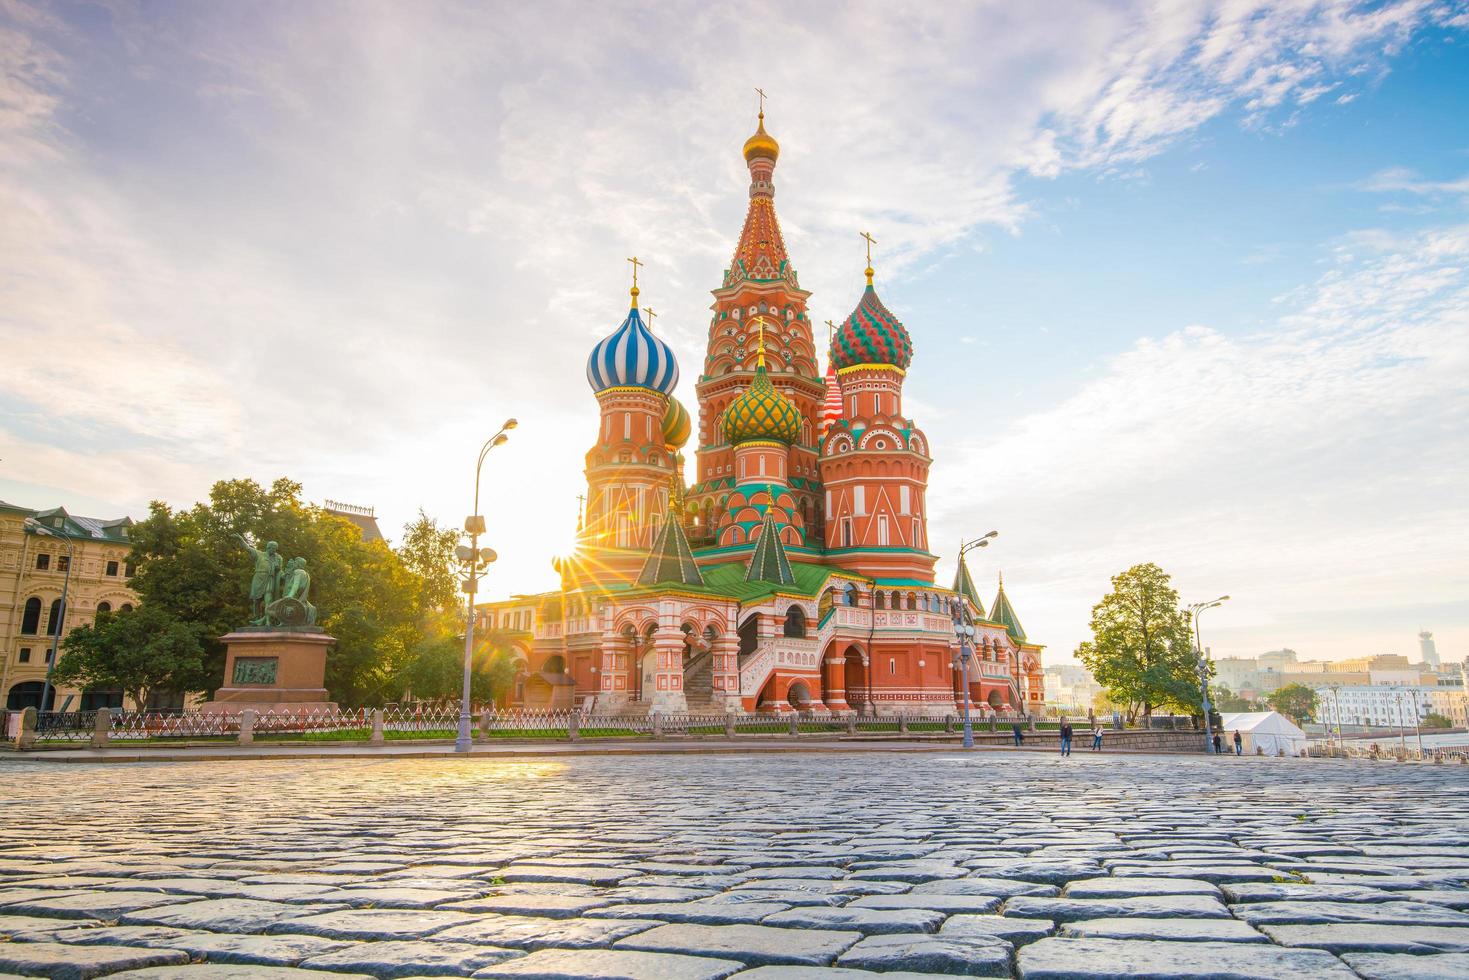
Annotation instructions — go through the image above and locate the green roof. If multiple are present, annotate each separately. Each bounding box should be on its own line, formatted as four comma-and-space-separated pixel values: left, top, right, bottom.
989, 573, 1026, 643
638, 512, 704, 588
745, 511, 795, 586
951, 556, 987, 619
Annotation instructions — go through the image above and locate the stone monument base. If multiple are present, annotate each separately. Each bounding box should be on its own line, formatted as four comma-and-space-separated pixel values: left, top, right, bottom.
200, 629, 337, 715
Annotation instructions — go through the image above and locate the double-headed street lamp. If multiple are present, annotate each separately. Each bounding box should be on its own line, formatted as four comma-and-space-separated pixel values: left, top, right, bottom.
1186, 595, 1229, 754
455, 418, 516, 754
949, 531, 997, 749
33, 524, 76, 715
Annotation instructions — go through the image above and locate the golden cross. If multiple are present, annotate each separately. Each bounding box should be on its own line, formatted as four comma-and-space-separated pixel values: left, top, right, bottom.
756, 317, 765, 368
860, 231, 876, 266
825, 319, 836, 345
626, 255, 643, 289
644, 307, 657, 328
756, 87, 767, 115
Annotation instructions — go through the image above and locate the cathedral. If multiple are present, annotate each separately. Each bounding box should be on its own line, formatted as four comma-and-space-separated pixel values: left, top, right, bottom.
483, 111, 1045, 716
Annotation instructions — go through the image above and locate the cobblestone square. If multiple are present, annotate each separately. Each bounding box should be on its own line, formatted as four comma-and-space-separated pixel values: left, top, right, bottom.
2, 751, 1468, 978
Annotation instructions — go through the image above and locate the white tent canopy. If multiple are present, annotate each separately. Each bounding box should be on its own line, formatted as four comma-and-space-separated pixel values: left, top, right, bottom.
1219, 711, 1307, 757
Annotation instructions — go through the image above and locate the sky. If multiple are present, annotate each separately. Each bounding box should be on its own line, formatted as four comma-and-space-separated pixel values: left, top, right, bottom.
2, 0, 1467, 668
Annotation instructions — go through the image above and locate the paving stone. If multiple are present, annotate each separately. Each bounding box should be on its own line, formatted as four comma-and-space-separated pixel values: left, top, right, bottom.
615, 923, 860, 966
440, 893, 613, 917
123, 899, 347, 933
299, 939, 522, 976
471, 948, 744, 979
984, 860, 1102, 885
1220, 882, 1398, 903
730, 969, 967, 979
1343, 951, 1469, 980
1016, 937, 1358, 978
845, 863, 967, 883
712, 889, 843, 907
37, 925, 200, 947
1059, 916, 1267, 942
1233, 899, 1469, 926
1261, 923, 1469, 953
939, 914, 1054, 945
143, 932, 358, 966
108, 968, 372, 979
597, 886, 718, 903
435, 914, 662, 949
587, 899, 790, 925
834, 933, 1011, 976
738, 867, 847, 881
0, 913, 92, 938
0, 890, 192, 920
269, 908, 480, 940
0, 941, 188, 980
1107, 863, 1291, 884
848, 894, 1001, 914
322, 886, 479, 909
1063, 877, 1220, 899
498, 866, 635, 887
910, 877, 1057, 898
1002, 894, 1230, 922
762, 906, 944, 935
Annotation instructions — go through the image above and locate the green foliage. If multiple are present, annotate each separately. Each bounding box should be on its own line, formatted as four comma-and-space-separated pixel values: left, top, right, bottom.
396, 509, 462, 616
1266, 683, 1318, 724
127, 478, 424, 706
1075, 563, 1204, 723
400, 625, 524, 704
53, 605, 209, 709
1214, 684, 1263, 713
1423, 712, 1454, 729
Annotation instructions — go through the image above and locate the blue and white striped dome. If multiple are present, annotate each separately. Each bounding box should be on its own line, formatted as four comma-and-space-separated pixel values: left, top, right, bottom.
586, 305, 680, 394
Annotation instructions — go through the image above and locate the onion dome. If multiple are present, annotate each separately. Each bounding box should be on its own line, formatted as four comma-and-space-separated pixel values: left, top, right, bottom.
832, 276, 913, 371
662, 396, 691, 449
743, 111, 779, 163
722, 362, 802, 445
586, 288, 680, 395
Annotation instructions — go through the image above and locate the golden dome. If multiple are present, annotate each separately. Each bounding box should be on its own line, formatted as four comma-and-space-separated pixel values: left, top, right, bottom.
743, 112, 779, 163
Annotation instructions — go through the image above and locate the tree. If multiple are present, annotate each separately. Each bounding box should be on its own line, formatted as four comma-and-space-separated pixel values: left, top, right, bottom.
1214, 684, 1262, 713
396, 510, 461, 616
1423, 712, 1453, 729
53, 605, 209, 710
400, 625, 524, 704
1267, 683, 1318, 724
127, 477, 427, 706
1075, 563, 1203, 724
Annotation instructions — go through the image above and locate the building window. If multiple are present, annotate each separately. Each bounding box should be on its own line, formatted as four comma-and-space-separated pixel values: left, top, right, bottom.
35, 554, 49, 571
18, 648, 30, 664
106, 560, 119, 577
57, 555, 70, 572
46, 598, 63, 635
124, 562, 136, 577
96, 601, 112, 621
20, 597, 41, 635
120, 603, 134, 613
44, 648, 54, 664
889, 658, 896, 675
841, 518, 853, 548
876, 514, 889, 546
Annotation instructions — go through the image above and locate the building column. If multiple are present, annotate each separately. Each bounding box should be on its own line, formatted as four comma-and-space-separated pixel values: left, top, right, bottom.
711, 633, 742, 713
822, 652, 850, 714
650, 624, 688, 714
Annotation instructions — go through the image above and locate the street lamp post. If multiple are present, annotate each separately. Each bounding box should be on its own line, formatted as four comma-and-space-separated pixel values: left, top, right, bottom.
1409, 688, 1425, 759
1187, 595, 1229, 754
34, 525, 76, 715
455, 418, 516, 754
1328, 684, 1342, 752
949, 531, 997, 749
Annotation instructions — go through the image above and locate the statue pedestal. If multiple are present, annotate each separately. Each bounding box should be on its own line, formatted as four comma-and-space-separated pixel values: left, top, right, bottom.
201, 629, 337, 714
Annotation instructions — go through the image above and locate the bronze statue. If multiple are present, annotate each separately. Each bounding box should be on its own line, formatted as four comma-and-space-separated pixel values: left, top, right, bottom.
271, 556, 317, 627
235, 534, 282, 626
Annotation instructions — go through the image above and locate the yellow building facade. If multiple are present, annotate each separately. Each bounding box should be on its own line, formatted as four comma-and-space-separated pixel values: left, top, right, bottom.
0, 502, 138, 711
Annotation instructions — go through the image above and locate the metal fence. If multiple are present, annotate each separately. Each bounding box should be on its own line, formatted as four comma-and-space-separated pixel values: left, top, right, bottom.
7, 706, 1208, 752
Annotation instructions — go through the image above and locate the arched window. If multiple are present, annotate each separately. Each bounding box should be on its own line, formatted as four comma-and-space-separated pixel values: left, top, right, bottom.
843, 582, 858, 607
20, 597, 41, 635
46, 598, 63, 635
874, 592, 887, 610
120, 603, 134, 613
95, 601, 112, 622
783, 605, 807, 638
906, 592, 917, 611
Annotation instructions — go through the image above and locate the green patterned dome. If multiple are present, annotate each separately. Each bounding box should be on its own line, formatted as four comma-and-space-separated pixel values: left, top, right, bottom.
722, 363, 802, 445
832, 283, 913, 371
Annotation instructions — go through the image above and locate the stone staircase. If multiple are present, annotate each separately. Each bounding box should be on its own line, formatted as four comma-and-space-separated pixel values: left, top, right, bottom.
682, 649, 718, 712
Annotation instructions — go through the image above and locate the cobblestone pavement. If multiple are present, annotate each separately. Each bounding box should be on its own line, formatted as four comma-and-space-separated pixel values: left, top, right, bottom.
2, 752, 1468, 979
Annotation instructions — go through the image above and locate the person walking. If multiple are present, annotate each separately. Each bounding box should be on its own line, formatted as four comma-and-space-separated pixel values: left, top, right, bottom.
1091, 722, 1103, 751
1232, 730, 1243, 756
1012, 721, 1024, 747
1059, 718, 1073, 757
1212, 731, 1223, 755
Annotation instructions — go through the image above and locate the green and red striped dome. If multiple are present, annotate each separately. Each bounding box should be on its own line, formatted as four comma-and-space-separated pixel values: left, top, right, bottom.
831, 284, 912, 371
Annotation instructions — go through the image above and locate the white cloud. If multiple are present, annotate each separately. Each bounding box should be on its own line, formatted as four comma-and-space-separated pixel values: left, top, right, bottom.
935, 223, 1469, 664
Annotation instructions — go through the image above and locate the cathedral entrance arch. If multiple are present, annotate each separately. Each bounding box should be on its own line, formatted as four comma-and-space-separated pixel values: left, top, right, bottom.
842, 646, 869, 714
987, 689, 1005, 711
787, 681, 812, 711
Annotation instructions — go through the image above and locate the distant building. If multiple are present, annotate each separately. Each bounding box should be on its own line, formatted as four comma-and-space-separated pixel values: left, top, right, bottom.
1316, 684, 1438, 728
1420, 630, 1440, 668
1428, 688, 1468, 728
323, 500, 384, 542
1044, 664, 1100, 712
0, 502, 139, 711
